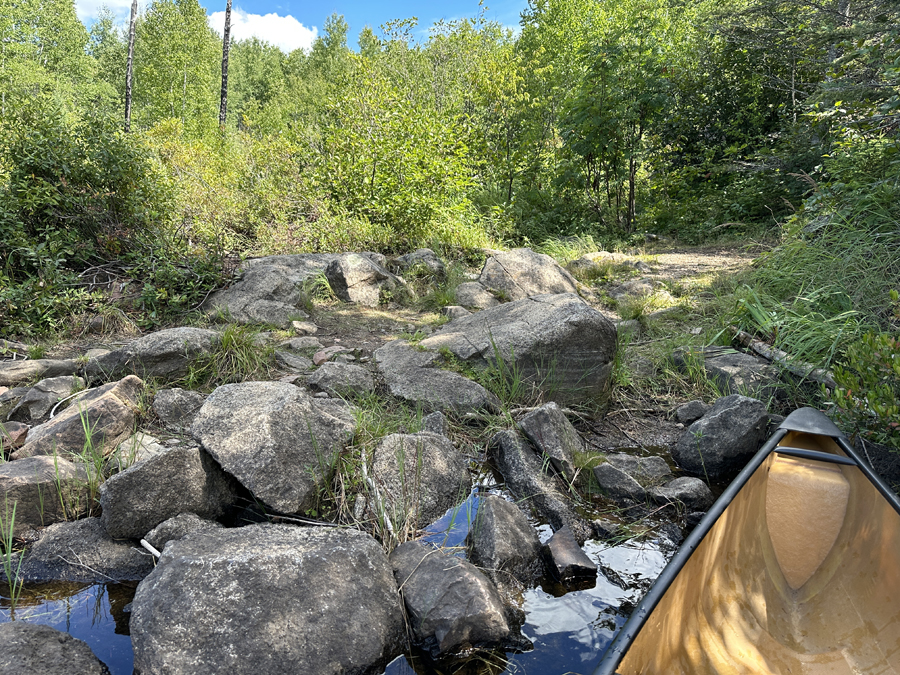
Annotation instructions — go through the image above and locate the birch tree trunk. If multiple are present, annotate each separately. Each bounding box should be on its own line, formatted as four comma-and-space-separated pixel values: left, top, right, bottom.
219, 0, 232, 128
124, 0, 137, 132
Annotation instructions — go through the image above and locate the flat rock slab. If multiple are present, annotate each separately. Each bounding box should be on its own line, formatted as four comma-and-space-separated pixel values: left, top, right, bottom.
13, 375, 144, 461
391, 541, 509, 655
542, 525, 597, 584
672, 394, 770, 480
100, 445, 238, 539
84, 327, 219, 381
375, 341, 500, 414
467, 494, 542, 586
674, 347, 782, 400
0, 359, 78, 387
478, 248, 579, 301
371, 432, 470, 528
0, 623, 110, 675
131, 524, 405, 675
191, 381, 356, 514
17, 518, 154, 582
420, 293, 616, 405
0, 455, 90, 538
203, 253, 340, 326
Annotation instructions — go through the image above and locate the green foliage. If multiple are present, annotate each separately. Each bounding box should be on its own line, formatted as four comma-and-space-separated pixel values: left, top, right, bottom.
830, 330, 900, 451
180, 324, 274, 390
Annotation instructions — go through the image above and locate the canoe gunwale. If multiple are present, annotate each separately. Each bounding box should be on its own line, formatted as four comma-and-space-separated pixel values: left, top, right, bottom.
591, 407, 900, 675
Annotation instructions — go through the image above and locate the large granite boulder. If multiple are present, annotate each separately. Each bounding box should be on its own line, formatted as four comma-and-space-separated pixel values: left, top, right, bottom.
16, 518, 154, 582
12, 376, 144, 461
100, 445, 238, 539
0, 455, 90, 538
83, 327, 219, 381
374, 341, 501, 414
419, 293, 616, 405
672, 395, 770, 479
0, 359, 79, 387
391, 541, 509, 655
191, 381, 356, 514
0, 623, 110, 675
131, 524, 405, 675
467, 494, 542, 586
203, 253, 340, 326
478, 248, 579, 301
325, 253, 405, 307
371, 432, 470, 529
7, 375, 84, 423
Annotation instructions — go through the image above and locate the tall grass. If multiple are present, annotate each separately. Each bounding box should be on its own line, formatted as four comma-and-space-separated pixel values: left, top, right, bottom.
1, 496, 24, 609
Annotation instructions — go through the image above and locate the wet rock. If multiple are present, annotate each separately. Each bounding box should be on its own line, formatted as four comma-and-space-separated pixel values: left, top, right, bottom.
307, 362, 375, 398
325, 253, 405, 307
592, 518, 620, 541
684, 511, 707, 533
0, 359, 79, 387
441, 305, 472, 321
650, 477, 715, 512
204, 253, 340, 326
84, 327, 219, 381
7, 375, 84, 423
395, 248, 446, 279
421, 411, 448, 436
371, 432, 470, 528
17, 518, 154, 582
592, 463, 647, 504
455, 282, 500, 310
488, 430, 592, 544
100, 445, 238, 539
672, 394, 769, 479
0, 420, 29, 452
541, 526, 597, 584
144, 512, 223, 551
375, 341, 501, 414
675, 400, 710, 425
131, 524, 404, 675
467, 495, 542, 586
191, 381, 355, 514
152, 388, 206, 431
420, 293, 616, 405
13, 376, 144, 461
517, 402, 583, 485
605, 454, 673, 485
0, 456, 90, 538
0, 622, 110, 675
478, 248, 579, 302
391, 541, 509, 655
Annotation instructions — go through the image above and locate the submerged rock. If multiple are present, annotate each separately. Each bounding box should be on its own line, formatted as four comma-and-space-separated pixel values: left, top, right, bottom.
542, 525, 598, 584
131, 524, 405, 675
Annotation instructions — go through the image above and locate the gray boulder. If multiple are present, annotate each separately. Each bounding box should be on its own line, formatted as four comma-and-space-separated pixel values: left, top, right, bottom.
375, 341, 501, 414
107, 432, 168, 474
420, 293, 617, 405
0, 456, 90, 538
371, 432, 469, 529
0, 359, 79, 387
592, 463, 647, 505
191, 381, 355, 514
478, 248, 579, 301
675, 400, 710, 425
203, 253, 340, 326
0, 623, 110, 675
673, 347, 782, 400
672, 395, 770, 479
7, 375, 84, 423
275, 350, 314, 371
0, 386, 29, 420
13, 375, 144, 461
420, 411, 449, 436
84, 327, 219, 380
17, 518, 154, 582
650, 476, 715, 512
325, 253, 405, 307
542, 525, 597, 584
517, 402, 583, 484
144, 512, 223, 551
609, 278, 658, 301
391, 541, 509, 655
152, 388, 207, 431
467, 495, 542, 586
131, 524, 405, 675
488, 430, 592, 543
605, 454, 673, 485
455, 282, 500, 310
100, 445, 238, 539
307, 362, 375, 398
395, 248, 446, 279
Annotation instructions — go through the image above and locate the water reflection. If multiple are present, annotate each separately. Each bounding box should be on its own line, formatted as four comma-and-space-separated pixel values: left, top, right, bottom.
0, 581, 136, 674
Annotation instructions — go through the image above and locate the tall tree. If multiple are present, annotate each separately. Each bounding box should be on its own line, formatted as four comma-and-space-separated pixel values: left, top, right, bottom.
219, 0, 232, 127
125, 0, 138, 131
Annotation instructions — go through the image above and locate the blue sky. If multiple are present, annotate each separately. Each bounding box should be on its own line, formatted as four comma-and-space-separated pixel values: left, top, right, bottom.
76, 0, 529, 53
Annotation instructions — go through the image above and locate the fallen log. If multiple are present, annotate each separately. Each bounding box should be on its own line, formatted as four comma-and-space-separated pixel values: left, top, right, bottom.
728, 326, 837, 389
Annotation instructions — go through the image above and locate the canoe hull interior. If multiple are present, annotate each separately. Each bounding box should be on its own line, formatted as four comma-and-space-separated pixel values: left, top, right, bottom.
608, 426, 900, 675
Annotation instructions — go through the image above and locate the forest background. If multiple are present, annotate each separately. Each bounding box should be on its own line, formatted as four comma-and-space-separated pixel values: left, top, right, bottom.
0, 0, 898, 443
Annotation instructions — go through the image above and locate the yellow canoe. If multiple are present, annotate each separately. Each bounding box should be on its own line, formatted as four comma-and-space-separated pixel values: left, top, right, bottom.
593, 407, 900, 675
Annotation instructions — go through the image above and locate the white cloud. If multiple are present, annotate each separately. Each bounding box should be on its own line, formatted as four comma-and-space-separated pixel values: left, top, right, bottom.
208, 8, 317, 54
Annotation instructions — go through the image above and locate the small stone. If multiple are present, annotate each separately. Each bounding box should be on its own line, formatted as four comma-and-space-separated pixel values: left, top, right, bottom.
542, 525, 597, 584
0, 420, 30, 451
441, 305, 472, 320
675, 400, 710, 425
275, 351, 314, 371
312, 346, 350, 366
278, 337, 323, 351
313, 392, 329, 398
291, 321, 319, 335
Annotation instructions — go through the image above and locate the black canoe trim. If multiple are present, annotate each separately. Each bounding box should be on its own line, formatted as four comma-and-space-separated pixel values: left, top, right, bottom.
591, 407, 900, 675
